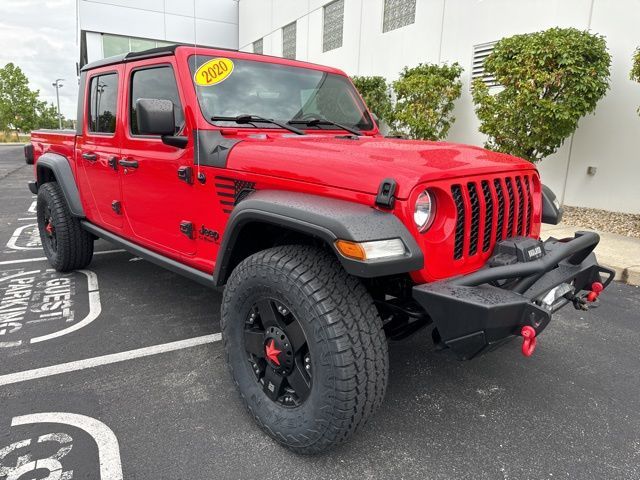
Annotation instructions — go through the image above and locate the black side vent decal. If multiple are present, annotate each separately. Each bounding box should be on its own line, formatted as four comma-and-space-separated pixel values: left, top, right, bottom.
195, 130, 242, 168
214, 176, 256, 214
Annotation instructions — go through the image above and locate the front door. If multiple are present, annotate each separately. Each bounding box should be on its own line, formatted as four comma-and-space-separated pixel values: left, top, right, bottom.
76, 67, 123, 230
119, 61, 196, 257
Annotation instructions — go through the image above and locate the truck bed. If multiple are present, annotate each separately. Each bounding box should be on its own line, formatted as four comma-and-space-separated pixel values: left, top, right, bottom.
30, 129, 77, 172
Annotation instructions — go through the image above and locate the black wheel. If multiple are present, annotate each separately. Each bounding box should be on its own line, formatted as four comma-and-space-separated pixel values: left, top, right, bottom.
37, 182, 94, 272
221, 245, 389, 454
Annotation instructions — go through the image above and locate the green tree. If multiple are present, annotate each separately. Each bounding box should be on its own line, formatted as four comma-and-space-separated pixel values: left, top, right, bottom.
472, 28, 610, 163
392, 62, 463, 140
35, 101, 60, 129
351, 75, 394, 127
631, 48, 640, 114
0, 63, 40, 138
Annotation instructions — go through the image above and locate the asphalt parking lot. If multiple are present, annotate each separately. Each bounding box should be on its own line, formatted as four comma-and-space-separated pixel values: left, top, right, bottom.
0, 144, 639, 479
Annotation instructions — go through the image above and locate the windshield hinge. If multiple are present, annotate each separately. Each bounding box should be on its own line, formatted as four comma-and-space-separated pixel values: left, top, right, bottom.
376, 178, 397, 209
177, 166, 193, 185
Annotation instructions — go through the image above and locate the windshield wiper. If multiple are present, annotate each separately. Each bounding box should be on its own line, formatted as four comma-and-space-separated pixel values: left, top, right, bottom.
288, 117, 362, 136
210, 114, 305, 135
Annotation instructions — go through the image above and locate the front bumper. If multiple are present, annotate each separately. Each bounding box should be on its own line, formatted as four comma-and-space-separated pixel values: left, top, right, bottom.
412, 232, 614, 360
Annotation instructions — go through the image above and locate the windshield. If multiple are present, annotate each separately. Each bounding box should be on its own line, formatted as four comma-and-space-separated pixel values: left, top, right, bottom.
189, 56, 374, 131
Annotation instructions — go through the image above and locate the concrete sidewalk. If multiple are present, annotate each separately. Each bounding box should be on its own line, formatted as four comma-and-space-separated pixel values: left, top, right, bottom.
542, 224, 640, 285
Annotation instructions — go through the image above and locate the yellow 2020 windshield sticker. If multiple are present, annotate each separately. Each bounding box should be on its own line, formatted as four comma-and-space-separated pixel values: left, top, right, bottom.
194, 58, 235, 86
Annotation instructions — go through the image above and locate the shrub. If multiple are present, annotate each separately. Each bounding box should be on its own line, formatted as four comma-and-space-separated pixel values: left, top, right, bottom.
392, 62, 463, 140
632, 48, 640, 113
351, 75, 394, 126
472, 28, 610, 162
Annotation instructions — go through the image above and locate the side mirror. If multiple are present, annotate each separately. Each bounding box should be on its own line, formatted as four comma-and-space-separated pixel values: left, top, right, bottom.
541, 184, 563, 225
136, 98, 176, 136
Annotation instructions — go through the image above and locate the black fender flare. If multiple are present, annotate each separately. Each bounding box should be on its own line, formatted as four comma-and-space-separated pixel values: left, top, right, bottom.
35, 153, 85, 217
212, 190, 424, 286
541, 184, 563, 225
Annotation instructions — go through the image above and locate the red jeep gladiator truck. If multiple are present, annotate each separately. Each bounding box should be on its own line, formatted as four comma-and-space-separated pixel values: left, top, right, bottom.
28, 45, 613, 453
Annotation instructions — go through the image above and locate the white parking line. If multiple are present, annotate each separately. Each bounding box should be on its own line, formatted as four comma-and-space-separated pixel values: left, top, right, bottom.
6, 223, 39, 250
0, 249, 126, 266
30, 270, 101, 344
0, 333, 222, 386
12, 412, 123, 480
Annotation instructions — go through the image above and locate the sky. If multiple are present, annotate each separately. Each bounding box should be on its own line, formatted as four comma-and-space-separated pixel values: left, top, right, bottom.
0, 0, 78, 118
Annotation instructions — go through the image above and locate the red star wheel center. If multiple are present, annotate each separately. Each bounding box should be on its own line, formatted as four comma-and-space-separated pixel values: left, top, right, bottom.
265, 339, 282, 366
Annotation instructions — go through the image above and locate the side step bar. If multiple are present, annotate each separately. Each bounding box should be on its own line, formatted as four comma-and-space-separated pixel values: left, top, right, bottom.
81, 221, 216, 288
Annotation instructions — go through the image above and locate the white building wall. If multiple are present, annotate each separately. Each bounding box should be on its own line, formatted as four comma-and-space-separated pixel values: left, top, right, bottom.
80, 0, 239, 64
239, 0, 640, 214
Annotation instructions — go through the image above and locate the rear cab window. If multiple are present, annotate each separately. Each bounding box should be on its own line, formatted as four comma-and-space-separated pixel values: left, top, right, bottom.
87, 72, 119, 134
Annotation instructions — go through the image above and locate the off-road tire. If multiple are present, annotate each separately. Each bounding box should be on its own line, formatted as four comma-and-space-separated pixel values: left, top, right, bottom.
37, 182, 94, 271
221, 245, 389, 454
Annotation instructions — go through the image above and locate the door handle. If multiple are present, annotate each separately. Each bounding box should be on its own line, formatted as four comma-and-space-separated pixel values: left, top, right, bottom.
118, 159, 138, 168
82, 153, 97, 161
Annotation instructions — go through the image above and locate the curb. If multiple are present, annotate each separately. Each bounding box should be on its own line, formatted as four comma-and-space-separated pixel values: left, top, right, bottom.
541, 225, 640, 286
623, 266, 640, 286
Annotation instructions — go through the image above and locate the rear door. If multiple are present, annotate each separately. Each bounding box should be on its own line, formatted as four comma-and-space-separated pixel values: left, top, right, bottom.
76, 66, 124, 230
119, 59, 196, 257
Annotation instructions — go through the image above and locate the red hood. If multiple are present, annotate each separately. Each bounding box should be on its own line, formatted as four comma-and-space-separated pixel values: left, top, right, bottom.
226, 135, 536, 199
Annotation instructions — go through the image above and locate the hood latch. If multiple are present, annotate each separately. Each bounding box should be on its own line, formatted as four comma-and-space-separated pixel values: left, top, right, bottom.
375, 178, 397, 209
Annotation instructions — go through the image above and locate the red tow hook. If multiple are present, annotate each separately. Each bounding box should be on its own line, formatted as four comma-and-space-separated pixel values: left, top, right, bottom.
586, 281, 604, 303
520, 326, 537, 357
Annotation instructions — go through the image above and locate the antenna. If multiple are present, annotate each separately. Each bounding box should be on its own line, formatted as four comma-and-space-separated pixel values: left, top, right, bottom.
193, 0, 200, 178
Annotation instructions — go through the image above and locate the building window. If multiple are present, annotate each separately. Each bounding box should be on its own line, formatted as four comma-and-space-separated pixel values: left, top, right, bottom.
323, 0, 344, 52
88, 73, 118, 134
253, 38, 263, 55
282, 22, 296, 59
102, 34, 174, 58
472, 42, 499, 88
382, 0, 416, 33
130, 37, 157, 53
103, 35, 129, 57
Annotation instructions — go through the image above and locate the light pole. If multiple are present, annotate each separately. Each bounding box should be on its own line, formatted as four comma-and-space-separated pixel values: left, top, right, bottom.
52, 79, 64, 129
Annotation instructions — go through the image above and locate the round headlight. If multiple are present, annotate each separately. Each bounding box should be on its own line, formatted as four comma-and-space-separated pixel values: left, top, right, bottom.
414, 189, 436, 232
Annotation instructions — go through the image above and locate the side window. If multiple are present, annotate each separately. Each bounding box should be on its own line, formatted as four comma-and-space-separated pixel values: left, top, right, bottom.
88, 73, 118, 134
130, 66, 184, 135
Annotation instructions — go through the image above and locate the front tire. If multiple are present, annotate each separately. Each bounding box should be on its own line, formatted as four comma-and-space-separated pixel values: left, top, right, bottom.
221, 245, 389, 454
37, 182, 94, 272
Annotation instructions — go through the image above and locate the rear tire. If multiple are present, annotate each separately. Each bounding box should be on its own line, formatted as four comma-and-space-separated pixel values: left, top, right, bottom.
221, 245, 389, 454
37, 182, 94, 272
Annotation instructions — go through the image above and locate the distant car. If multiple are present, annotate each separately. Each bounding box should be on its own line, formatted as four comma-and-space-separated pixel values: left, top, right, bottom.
24, 143, 34, 164
28, 45, 614, 454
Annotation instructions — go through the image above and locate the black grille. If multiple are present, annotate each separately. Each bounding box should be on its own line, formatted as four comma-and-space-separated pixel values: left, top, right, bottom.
506, 178, 515, 237
481, 180, 493, 252
452, 185, 465, 260
494, 179, 505, 241
524, 176, 533, 236
452, 175, 535, 260
515, 177, 525, 236
467, 182, 480, 256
